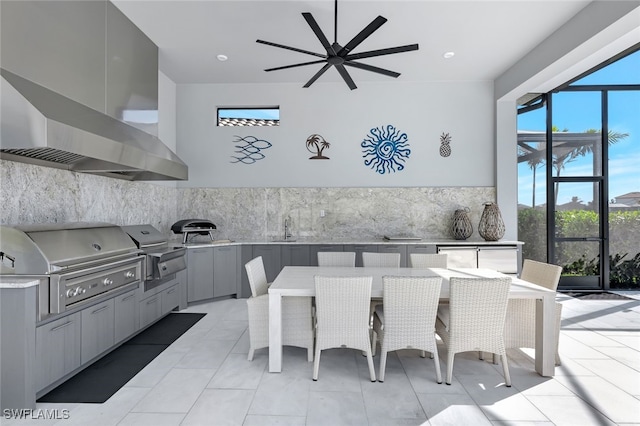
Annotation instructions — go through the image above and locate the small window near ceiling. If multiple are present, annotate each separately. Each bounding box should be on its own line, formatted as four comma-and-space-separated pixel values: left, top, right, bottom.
217, 107, 280, 126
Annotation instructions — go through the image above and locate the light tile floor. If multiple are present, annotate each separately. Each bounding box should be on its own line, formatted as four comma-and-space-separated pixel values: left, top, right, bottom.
5, 292, 640, 426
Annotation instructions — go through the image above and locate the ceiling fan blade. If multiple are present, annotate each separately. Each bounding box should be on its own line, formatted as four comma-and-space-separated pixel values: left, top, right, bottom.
303, 63, 332, 88
338, 15, 387, 56
265, 60, 327, 72
256, 39, 326, 59
302, 12, 335, 55
344, 61, 400, 78
334, 64, 357, 90
345, 44, 419, 61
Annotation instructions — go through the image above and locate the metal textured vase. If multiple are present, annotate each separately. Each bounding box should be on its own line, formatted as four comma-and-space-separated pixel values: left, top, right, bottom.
478, 202, 505, 241
451, 208, 473, 240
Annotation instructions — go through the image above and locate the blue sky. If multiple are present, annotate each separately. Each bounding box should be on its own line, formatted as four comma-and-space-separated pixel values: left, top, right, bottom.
517, 50, 640, 207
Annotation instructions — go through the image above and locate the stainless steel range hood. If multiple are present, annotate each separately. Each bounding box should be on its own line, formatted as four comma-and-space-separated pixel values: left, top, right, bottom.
0, 68, 188, 181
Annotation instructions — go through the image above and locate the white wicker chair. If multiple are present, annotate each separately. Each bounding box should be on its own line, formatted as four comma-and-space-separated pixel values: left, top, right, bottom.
409, 253, 448, 269
245, 257, 314, 362
435, 277, 512, 386
372, 276, 443, 383
504, 259, 563, 365
362, 252, 401, 267
313, 275, 376, 381
363, 252, 401, 322
317, 251, 356, 267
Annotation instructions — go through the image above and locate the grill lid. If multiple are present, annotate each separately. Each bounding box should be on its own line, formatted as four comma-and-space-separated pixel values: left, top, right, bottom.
121, 224, 167, 248
0, 222, 139, 273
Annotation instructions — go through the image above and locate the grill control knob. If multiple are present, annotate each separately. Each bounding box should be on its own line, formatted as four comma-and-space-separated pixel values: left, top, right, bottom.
66, 288, 76, 298
102, 278, 113, 286
125, 271, 135, 279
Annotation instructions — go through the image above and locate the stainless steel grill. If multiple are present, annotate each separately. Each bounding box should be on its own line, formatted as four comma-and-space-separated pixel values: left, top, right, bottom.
0, 223, 143, 319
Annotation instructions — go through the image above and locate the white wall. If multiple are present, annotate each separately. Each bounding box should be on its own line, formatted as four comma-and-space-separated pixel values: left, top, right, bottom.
177, 80, 495, 188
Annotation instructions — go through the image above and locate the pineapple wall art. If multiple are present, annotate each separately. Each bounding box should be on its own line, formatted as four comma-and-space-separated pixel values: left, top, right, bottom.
439, 132, 452, 157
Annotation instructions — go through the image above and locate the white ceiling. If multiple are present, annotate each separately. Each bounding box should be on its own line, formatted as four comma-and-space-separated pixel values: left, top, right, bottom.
112, 0, 592, 86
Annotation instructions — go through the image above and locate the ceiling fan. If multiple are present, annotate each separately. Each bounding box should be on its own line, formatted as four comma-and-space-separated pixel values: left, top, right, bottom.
256, 0, 419, 90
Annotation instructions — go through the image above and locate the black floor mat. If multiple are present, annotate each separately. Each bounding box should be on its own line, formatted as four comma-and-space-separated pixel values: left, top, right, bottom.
37, 312, 205, 404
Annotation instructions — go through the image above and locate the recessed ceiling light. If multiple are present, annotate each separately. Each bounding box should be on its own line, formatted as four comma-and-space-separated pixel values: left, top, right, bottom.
443, 51, 455, 59
216, 54, 228, 62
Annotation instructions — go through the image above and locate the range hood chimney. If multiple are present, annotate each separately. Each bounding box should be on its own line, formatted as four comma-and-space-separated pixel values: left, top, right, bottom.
0, 68, 188, 181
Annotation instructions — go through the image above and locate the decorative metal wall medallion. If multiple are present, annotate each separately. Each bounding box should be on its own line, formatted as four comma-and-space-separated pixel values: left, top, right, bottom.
230, 136, 272, 164
361, 125, 411, 174
439, 132, 452, 157
306, 134, 330, 159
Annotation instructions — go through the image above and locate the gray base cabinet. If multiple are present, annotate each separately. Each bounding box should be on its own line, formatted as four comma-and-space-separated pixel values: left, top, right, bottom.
282, 244, 310, 267
81, 299, 115, 364
35, 312, 81, 392
213, 246, 238, 297
139, 293, 162, 329
161, 283, 181, 314
309, 244, 344, 266
344, 244, 378, 267
114, 289, 138, 344
187, 247, 214, 302
252, 245, 282, 282
377, 244, 408, 267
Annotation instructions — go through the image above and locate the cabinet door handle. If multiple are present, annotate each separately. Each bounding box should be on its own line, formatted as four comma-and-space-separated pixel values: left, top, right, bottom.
51, 321, 74, 332
167, 288, 177, 295
121, 294, 136, 302
91, 305, 110, 315
146, 298, 158, 305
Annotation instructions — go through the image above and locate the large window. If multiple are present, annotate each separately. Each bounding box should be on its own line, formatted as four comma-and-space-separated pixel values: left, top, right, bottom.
517, 46, 640, 290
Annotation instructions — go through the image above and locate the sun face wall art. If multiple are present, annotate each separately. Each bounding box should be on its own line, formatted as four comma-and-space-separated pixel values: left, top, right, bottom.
361, 124, 411, 174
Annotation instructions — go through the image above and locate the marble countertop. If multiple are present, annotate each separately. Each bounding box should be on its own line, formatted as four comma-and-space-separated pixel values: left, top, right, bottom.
0, 276, 42, 288
181, 238, 524, 248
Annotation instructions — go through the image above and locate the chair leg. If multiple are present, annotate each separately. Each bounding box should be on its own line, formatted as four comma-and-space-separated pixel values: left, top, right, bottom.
371, 330, 378, 357
432, 346, 443, 384
478, 351, 484, 360
501, 354, 511, 387
378, 349, 388, 382
365, 347, 376, 382
307, 345, 314, 362
492, 353, 499, 364
446, 353, 455, 385
248, 347, 255, 361
312, 347, 321, 381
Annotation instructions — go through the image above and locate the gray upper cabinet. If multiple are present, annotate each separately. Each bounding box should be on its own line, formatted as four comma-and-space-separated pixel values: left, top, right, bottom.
0, 1, 158, 129
1, 1, 106, 111
106, 2, 159, 134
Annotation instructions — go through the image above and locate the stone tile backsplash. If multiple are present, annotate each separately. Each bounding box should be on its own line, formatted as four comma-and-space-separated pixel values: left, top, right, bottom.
1, 160, 495, 240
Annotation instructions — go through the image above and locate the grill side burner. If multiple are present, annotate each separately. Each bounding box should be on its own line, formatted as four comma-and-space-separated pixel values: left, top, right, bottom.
122, 224, 187, 292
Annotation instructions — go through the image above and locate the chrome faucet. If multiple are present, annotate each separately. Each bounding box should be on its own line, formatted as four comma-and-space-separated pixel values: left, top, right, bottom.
284, 216, 292, 241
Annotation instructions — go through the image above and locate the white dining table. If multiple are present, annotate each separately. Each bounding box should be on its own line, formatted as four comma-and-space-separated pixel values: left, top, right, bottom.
268, 266, 557, 377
